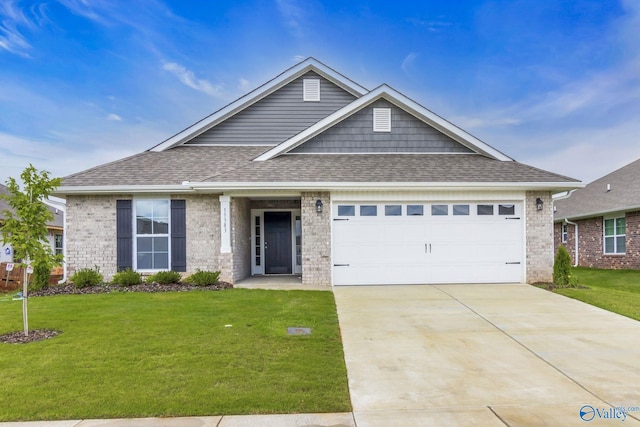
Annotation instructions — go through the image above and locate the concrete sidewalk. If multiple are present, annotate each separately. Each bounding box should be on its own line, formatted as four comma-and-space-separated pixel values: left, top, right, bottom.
334, 284, 640, 426
0, 413, 356, 427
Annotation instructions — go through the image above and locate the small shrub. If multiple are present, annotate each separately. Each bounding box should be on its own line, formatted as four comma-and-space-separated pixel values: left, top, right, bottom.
112, 269, 143, 287
553, 246, 572, 287
146, 270, 182, 284
30, 259, 52, 291
70, 267, 103, 289
567, 274, 580, 288
184, 269, 220, 286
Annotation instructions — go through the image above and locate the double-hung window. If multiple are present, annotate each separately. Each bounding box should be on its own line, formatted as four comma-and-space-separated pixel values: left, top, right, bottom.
561, 224, 568, 243
604, 216, 625, 254
135, 200, 170, 270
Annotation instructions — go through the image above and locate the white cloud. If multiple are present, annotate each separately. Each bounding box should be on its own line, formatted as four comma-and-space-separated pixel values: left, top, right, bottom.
237, 78, 251, 92
0, 0, 36, 56
276, 0, 306, 37
520, 120, 640, 183
407, 18, 453, 33
401, 53, 418, 74
55, 0, 109, 24
162, 62, 223, 97
107, 113, 122, 121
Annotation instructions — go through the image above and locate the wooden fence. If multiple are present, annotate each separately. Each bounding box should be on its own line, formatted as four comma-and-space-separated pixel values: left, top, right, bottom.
0, 263, 64, 291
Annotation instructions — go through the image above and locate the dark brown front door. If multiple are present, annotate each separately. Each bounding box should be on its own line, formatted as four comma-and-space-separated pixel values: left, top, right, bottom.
264, 212, 292, 274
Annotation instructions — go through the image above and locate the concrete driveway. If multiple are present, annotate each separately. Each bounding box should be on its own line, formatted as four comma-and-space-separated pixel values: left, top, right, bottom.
334, 284, 640, 426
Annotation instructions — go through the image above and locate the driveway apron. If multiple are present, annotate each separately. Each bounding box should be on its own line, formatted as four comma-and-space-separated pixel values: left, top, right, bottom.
333, 284, 640, 426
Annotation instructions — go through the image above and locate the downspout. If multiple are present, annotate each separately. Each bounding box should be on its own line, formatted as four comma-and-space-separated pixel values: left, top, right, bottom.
46, 197, 67, 284
553, 189, 578, 267
564, 218, 579, 267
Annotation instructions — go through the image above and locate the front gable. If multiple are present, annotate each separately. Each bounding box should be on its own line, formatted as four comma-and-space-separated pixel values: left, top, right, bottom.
290, 98, 473, 154
151, 58, 367, 152
185, 71, 358, 146
255, 85, 513, 162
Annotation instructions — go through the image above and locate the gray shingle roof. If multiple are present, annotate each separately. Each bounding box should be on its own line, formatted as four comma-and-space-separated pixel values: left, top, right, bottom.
554, 158, 640, 221
0, 184, 64, 229
59, 146, 578, 191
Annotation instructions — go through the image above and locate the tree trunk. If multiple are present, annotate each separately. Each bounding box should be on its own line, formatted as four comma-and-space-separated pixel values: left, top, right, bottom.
23, 260, 29, 337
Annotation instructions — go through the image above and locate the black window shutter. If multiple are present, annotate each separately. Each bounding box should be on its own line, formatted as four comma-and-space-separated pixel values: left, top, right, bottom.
171, 200, 187, 272
116, 200, 133, 271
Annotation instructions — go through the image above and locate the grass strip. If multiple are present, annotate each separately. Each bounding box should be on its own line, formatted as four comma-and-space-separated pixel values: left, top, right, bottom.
0, 289, 351, 421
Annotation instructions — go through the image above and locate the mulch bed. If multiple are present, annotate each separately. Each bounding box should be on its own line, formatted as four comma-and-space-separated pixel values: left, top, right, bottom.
1, 281, 233, 344
0, 329, 61, 344
29, 281, 233, 297
531, 282, 589, 291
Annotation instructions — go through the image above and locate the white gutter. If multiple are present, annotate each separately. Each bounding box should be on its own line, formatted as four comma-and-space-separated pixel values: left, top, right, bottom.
182, 180, 584, 192
55, 185, 195, 195
45, 197, 67, 284
564, 218, 579, 267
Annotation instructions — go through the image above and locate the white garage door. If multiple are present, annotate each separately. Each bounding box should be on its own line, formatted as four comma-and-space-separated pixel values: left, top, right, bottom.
332, 202, 523, 285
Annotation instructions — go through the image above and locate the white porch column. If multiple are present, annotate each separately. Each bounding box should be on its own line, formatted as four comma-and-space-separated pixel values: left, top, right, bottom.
220, 195, 231, 253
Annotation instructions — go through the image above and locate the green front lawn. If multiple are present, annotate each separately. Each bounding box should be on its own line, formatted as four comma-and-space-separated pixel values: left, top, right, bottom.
553, 267, 640, 321
0, 289, 351, 421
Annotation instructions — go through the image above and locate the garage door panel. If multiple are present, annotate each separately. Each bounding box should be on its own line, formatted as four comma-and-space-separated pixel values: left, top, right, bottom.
333, 202, 523, 285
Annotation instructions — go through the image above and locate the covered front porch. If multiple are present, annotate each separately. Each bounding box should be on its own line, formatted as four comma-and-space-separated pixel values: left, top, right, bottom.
219, 192, 331, 287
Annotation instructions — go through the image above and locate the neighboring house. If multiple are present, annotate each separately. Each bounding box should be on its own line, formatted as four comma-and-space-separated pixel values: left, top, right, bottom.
55, 58, 580, 286
554, 158, 640, 269
0, 183, 64, 263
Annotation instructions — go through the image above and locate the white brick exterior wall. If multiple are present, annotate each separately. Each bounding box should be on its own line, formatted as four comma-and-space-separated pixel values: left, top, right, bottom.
526, 191, 553, 283
65, 195, 123, 279
66, 191, 553, 285
184, 194, 220, 273
301, 192, 331, 287
231, 197, 251, 282
66, 194, 222, 281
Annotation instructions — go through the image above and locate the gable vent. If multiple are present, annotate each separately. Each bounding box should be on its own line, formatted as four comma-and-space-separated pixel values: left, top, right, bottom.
303, 78, 320, 101
373, 108, 391, 132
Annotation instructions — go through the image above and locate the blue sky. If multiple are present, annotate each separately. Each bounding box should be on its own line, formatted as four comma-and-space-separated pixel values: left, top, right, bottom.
1, 0, 639, 184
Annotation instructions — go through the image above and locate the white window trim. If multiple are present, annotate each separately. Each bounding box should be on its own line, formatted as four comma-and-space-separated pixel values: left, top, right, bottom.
373, 108, 391, 132
133, 198, 171, 272
603, 216, 625, 255
561, 223, 568, 243
303, 78, 320, 102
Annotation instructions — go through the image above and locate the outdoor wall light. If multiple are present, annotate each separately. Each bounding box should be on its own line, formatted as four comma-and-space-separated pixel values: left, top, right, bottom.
315, 199, 324, 213
536, 197, 544, 211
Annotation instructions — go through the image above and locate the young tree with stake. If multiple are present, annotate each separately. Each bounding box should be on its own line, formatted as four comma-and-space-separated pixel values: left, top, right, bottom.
0, 165, 62, 337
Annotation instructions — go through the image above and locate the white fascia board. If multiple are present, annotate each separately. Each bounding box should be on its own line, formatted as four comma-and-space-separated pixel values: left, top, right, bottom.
54, 185, 195, 195
182, 181, 583, 192
255, 85, 513, 162
150, 58, 368, 153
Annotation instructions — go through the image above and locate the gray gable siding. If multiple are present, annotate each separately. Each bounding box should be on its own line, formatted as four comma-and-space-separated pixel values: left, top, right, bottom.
290, 99, 474, 154
186, 71, 357, 146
